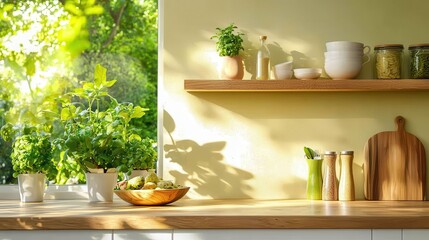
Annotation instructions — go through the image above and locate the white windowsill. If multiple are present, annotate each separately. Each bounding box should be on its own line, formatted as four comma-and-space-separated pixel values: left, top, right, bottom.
0, 184, 95, 200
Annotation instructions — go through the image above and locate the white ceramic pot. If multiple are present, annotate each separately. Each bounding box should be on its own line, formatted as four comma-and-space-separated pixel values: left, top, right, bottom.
86, 172, 118, 202
18, 173, 46, 202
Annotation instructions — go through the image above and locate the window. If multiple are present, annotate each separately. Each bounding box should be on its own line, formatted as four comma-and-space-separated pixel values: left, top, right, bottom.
0, 0, 158, 188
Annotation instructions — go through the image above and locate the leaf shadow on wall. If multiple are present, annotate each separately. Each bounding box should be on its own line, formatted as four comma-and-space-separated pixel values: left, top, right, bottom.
163, 110, 253, 199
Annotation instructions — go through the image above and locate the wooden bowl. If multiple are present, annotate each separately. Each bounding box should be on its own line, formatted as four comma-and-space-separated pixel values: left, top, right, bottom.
114, 187, 190, 206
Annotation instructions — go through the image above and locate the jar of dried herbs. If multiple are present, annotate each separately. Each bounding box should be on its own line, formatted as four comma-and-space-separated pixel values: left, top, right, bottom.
409, 44, 429, 79
374, 44, 403, 79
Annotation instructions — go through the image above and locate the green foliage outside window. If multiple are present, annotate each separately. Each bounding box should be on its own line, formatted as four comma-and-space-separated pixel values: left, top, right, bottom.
0, 0, 158, 184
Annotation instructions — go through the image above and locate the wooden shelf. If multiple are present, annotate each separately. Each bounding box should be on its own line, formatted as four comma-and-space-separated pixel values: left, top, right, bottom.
184, 79, 429, 92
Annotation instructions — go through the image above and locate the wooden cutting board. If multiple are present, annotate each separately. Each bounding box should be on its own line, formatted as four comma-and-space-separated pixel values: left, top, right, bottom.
364, 116, 426, 200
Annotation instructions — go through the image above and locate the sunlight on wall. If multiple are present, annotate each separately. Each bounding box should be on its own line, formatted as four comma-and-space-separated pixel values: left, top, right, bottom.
161, 0, 429, 200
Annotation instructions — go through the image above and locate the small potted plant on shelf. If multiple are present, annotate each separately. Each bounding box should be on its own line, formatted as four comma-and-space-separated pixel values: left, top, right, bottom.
1, 125, 53, 202
58, 64, 148, 202
211, 23, 245, 80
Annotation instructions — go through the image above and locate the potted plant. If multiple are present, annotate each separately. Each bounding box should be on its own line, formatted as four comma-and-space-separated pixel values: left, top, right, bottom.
58, 64, 148, 202
1, 125, 53, 202
211, 23, 245, 80
120, 137, 157, 179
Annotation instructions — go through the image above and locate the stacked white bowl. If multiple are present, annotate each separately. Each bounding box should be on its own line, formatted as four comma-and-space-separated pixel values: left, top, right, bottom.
324, 41, 370, 79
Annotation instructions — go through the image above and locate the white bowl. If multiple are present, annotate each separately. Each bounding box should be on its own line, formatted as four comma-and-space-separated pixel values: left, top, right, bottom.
324, 51, 364, 58
293, 68, 322, 80
273, 61, 293, 80
326, 41, 365, 51
324, 57, 364, 64
274, 69, 293, 80
274, 61, 293, 71
324, 61, 362, 79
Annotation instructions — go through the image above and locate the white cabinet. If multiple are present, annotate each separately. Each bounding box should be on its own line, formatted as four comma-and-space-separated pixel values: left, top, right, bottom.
403, 230, 429, 240
113, 230, 173, 240
372, 229, 402, 240
174, 229, 371, 240
0, 230, 112, 240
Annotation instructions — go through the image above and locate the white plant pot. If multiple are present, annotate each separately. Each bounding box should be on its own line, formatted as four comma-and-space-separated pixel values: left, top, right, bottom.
86, 172, 118, 202
18, 173, 46, 202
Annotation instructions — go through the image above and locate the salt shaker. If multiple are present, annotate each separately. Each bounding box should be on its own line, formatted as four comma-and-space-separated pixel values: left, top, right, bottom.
338, 150, 355, 201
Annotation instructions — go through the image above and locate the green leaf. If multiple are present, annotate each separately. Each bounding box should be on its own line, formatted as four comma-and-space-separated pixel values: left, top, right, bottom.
73, 87, 85, 96
83, 82, 94, 91
61, 108, 72, 121
119, 111, 129, 120
3, 4, 14, 12
129, 134, 142, 141
104, 80, 117, 87
24, 57, 36, 76
304, 146, 314, 159
94, 64, 106, 88
130, 106, 148, 119
84, 6, 104, 15
64, 2, 83, 16
84, 161, 97, 169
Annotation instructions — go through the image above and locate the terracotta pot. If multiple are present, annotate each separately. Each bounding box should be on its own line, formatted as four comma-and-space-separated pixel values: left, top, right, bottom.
218, 56, 244, 80
86, 172, 118, 202
18, 173, 46, 202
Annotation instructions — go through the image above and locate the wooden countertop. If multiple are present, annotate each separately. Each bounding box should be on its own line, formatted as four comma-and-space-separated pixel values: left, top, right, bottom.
1, 199, 429, 230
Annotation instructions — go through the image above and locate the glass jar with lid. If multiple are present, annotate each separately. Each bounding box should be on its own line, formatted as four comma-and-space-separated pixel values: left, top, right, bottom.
409, 44, 429, 79
374, 44, 403, 79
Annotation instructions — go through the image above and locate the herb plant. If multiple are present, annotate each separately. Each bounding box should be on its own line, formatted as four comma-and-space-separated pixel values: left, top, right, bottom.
121, 137, 157, 175
58, 64, 148, 173
10, 132, 53, 178
211, 23, 245, 57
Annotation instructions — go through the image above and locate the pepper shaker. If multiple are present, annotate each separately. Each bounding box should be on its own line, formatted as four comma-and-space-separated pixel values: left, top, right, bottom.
322, 151, 338, 201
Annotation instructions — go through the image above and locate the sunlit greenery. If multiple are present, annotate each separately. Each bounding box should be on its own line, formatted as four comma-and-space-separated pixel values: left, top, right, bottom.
0, 0, 158, 184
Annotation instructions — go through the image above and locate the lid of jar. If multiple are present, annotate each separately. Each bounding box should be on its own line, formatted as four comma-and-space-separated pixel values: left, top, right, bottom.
374, 44, 404, 50
408, 43, 429, 50
260, 35, 267, 40
340, 150, 354, 155
324, 151, 337, 155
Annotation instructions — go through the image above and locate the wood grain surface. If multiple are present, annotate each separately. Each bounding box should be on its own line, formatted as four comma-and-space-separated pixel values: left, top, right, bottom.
364, 116, 426, 200
184, 79, 429, 92
3, 199, 429, 230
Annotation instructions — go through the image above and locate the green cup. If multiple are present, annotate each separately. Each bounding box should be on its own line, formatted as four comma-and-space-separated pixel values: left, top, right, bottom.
306, 158, 323, 200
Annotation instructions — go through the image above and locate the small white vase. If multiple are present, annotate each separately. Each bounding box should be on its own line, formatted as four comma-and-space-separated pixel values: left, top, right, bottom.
86, 172, 118, 202
18, 173, 46, 202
